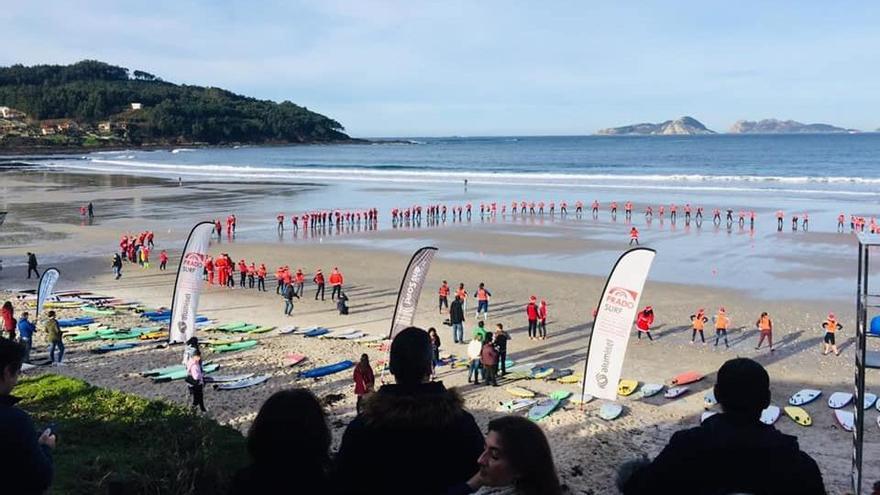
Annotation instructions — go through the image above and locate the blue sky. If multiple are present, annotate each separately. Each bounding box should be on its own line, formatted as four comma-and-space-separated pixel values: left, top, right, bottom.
2, 1, 878, 136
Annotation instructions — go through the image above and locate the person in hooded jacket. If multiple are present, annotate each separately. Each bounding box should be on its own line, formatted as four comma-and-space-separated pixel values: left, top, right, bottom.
619, 358, 825, 495
336, 327, 484, 495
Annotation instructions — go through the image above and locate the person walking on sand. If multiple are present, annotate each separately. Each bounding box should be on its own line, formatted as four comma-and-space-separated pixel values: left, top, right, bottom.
713, 307, 730, 349
159, 250, 168, 270
821, 312, 842, 356
112, 253, 123, 279
428, 327, 441, 379
439, 280, 450, 314
538, 299, 549, 340
283, 282, 299, 317
313, 269, 326, 301
493, 323, 510, 375
755, 312, 774, 352
629, 227, 639, 245
353, 353, 375, 414
45, 311, 64, 365
690, 308, 708, 344
636, 306, 654, 341
186, 349, 207, 413
26, 252, 39, 279
474, 283, 492, 320
329, 267, 344, 301
526, 296, 539, 340
449, 295, 465, 344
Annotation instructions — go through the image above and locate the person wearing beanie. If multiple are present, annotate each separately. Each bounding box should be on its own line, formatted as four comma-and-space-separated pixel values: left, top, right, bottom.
619, 358, 825, 495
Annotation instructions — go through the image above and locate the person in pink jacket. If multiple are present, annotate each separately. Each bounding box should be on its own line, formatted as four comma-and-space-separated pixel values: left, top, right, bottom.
186, 350, 207, 413
538, 299, 548, 340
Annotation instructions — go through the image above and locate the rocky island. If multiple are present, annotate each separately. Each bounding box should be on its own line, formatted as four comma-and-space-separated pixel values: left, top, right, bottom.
596, 116, 715, 136
729, 119, 855, 134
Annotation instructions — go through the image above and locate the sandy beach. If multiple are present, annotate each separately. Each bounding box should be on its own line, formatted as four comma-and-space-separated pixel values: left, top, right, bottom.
1, 167, 878, 494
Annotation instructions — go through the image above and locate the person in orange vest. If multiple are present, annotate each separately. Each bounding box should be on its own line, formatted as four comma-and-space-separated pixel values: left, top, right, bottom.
457, 283, 468, 313
275, 266, 285, 294
159, 250, 169, 270
214, 219, 222, 239
629, 227, 639, 245
713, 307, 730, 349
329, 267, 344, 301
821, 312, 842, 356
247, 262, 256, 289
438, 280, 450, 314
294, 268, 305, 297
690, 308, 708, 344
282, 267, 293, 295
215, 255, 226, 287
755, 312, 774, 352
205, 256, 215, 285
474, 283, 492, 320
257, 263, 267, 292
238, 259, 248, 288
313, 269, 326, 301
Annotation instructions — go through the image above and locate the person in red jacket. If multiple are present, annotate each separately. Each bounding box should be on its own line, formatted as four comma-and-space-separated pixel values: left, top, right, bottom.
275, 267, 285, 294
329, 267, 344, 301
526, 296, 539, 340
1, 301, 15, 340
215, 256, 227, 287
353, 353, 375, 414
313, 269, 326, 301
257, 263, 267, 292
629, 227, 640, 245
238, 260, 248, 288
159, 250, 169, 270
438, 281, 450, 314
247, 262, 256, 289
636, 306, 655, 341
537, 299, 548, 340
204, 256, 215, 285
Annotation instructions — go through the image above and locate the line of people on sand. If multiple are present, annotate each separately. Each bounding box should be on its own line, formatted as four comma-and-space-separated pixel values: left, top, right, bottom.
201, 254, 269, 292
276, 209, 379, 232
440, 281, 550, 345
633, 305, 846, 356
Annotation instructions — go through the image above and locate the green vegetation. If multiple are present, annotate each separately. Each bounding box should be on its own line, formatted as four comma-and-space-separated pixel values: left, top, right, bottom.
15, 374, 247, 494
0, 60, 350, 148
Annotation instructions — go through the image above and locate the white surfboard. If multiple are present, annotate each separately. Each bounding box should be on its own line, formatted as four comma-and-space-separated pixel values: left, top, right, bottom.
789, 389, 822, 406
638, 383, 664, 398
278, 326, 298, 335
339, 331, 367, 340
496, 398, 537, 413
598, 402, 623, 420
863, 392, 878, 410
215, 374, 270, 390
760, 405, 781, 425
834, 409, 855, 431
700, 411, 718, 423
664, 386, 689, 399
828, 391, 854, 409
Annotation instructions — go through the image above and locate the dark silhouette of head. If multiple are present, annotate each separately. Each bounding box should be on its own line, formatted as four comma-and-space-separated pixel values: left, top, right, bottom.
247, 388, 330, 469
390, 326, 433, 385
714, 358, 770, 418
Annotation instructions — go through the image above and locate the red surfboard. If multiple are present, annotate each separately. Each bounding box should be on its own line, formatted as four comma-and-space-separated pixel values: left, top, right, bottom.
670, 371, 703, 386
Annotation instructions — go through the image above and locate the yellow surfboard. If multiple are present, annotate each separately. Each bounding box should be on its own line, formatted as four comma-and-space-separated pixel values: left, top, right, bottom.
618, 379, 639, 397
505, 386, 536, 398
558, 373, 583, 384
784, 406, 812, 426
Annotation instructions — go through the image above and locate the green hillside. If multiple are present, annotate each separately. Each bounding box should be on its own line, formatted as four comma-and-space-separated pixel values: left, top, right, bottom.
0, 60, 350, 149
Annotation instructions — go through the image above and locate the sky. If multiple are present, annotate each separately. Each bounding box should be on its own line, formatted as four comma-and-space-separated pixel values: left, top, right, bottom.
2, 1, 879, 137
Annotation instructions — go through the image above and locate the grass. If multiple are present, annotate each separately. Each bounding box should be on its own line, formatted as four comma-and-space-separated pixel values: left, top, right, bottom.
15, 374, 248, 495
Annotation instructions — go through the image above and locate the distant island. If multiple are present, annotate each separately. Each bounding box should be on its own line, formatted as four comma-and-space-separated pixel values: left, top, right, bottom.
729, 119, 855, 134
596, 116, 715, 136
0, 60, 353, 152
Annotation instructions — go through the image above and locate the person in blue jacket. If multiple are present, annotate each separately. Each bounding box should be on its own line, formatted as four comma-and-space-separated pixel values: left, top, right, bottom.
0, 338, 56, 494
16, 312, 36, 363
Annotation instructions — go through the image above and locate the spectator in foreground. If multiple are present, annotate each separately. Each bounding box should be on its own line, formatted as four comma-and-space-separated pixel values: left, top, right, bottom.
0, 338, 55, 494
336, 326, 484, 495
448, 415, 562, 495
619, 357, 825, 495
230, 388, 331, 494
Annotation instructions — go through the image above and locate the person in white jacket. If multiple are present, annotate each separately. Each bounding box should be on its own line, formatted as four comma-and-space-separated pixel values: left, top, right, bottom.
467, 335, 483, 384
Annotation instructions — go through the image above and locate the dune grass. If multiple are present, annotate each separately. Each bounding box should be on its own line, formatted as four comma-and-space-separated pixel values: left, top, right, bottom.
15, 374, 247, 495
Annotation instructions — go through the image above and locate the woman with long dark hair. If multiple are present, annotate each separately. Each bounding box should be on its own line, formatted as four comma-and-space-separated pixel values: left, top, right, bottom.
230, 388, 332, 494
353, 353, 375, 414
450, 415, 562, 495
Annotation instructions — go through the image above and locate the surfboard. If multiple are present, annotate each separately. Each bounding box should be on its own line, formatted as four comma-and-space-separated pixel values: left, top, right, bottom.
828, 391, 853, 409
215, 375, 270, 390
760, 405, 781, 425
205, 373, 254, 383
617, 379, 639, 397
278, 326, 298, 335
704, 390, 717, 409
505, 386, 536, 398
528, 399, 562, 421
572, 393, 594, 405
81, 306, 116, 316
303, 328, 330, 338
557, 373, 583, 384
664, 386, 689, 399
286, 353, 307, 367
339, 331, 367, 340
701, 411, 718, 423
546, 369, 573, 381
863, 392, 877, 410
789, 389, 822, 406
297, 360, 354, 379
530, 367, 555, 380
214, 321, 248, 331
139, 331, 167, 340
212, 340, 258, 353
784, 406, 812, 426
670, 371, 703, 386
638, 383, 664, 398
598, 402, 623, 420
93, 342, 138, 353
496, 398, 537, 413
247, 326, 276, 334
834, 409, 855, 431
550, 390, 572, 401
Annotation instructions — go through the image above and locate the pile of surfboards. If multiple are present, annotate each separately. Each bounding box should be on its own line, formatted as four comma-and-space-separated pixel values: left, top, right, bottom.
497, 387, 573, 422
